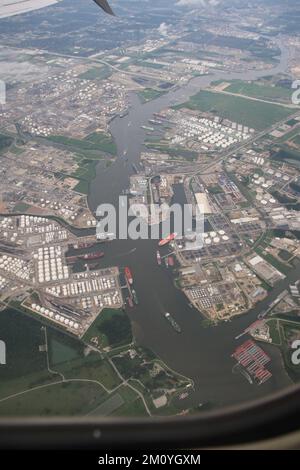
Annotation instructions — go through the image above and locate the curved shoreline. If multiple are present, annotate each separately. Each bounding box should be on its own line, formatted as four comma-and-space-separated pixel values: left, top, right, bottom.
86, 42, 294, 409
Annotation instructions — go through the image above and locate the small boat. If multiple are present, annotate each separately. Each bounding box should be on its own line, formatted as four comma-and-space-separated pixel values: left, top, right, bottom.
78, 251, 104, 261
73, 241, 93, 250
132, 289, 139, 305
164, 312, 181, 333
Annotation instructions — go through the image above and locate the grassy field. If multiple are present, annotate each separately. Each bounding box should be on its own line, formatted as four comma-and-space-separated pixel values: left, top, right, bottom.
83, 132, 117, 155
83, 308, 133, 350
46, 132, 117, 156
0, 381, 107, 417
0, 308, 124, 416
0, 134, 13, 152
177, 90, 294, 130
272, 146, 300, 167
265, 319, 282, 346
109, 386, 148, 417
78, 66, 112, 81
138, 61, 165, 70
293, 135, 300, 146
138, 88, 166, 103
45, 132, 116, 195
225, 80, 291, 102
277, 128, 300, 143
13, 202, 31, 213
52, 353, 121, 390
145, 143, 198, 160
271, 317, 300, 381
0, 305, 192, 417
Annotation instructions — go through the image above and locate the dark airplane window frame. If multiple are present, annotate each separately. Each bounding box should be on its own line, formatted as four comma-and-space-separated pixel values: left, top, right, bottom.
0, 384, 300, 448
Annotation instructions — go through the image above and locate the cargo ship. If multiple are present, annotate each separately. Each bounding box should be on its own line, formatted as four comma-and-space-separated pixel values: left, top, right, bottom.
164, 312, 181, 333
66, 255, 77, 264
78, 251, 104, 261
125, 267, 133, 285
119, 110, 129, 118
156, 251, 162, 266
73, 241, 93, 250
158, 232, 177, 247
132, 289, 139, 305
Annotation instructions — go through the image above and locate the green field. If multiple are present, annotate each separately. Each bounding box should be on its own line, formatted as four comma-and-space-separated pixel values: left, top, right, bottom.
0, 134, 13, 152
13, 202, 30, 213
46, 132, 117, 156
270, 317, 300, 381
0, 308, 123, 416
83, 308, 133, 350
277, 128, 300, 143
138, 88, 166, 103
225, 80, 291, 102
45, 132, 116, 195
50, 337, 81, 365
293, 135, 300, 146
272, 146, 300, 167
52, 354, 121, 391
265, 319, 282, 346
110, 395, 148, 417
0, 308, 54, 401
138, 61, 165, 70
0, 381, 107, 417
145, 143, 198, 160
177, 90, 294, 130
0, 306, 191, 417
78, 66, 112, 81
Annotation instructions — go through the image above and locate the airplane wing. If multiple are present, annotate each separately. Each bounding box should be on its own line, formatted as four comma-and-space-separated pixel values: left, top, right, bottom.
92, 0, 115, 16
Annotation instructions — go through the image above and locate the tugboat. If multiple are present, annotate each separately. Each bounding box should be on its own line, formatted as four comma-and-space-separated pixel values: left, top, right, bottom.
78, 251, 104, 261
164, 312, 181, 333
132, 289, 139, 305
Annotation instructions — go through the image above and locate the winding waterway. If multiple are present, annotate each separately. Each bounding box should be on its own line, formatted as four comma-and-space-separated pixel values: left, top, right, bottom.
88, 43, 296, 409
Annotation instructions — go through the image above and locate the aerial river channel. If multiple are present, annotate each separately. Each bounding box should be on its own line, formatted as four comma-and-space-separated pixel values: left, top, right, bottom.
88, 43, 297, 408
